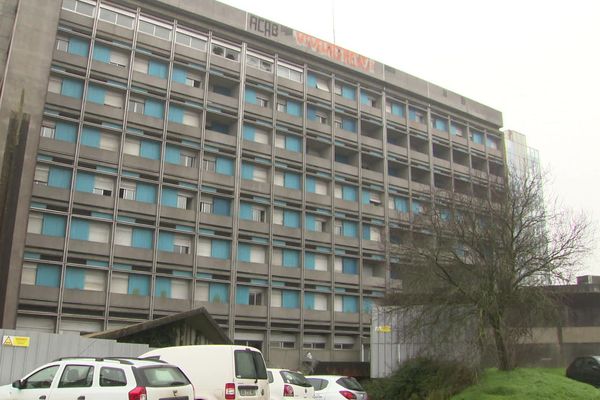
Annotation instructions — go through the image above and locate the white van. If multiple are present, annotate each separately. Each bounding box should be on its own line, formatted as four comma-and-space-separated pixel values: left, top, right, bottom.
141, 345, 270, 400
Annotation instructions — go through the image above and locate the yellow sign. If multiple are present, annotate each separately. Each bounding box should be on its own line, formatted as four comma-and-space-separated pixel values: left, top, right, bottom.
375, 325, 392, 333
2, 335, 30, 347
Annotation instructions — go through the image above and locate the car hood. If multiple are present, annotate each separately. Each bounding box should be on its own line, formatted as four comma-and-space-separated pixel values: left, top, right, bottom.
0, 384, 15, 400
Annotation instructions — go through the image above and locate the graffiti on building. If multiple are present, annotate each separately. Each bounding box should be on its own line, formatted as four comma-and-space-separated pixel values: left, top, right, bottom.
293, 31, 375, 73
247, 14, 280, 37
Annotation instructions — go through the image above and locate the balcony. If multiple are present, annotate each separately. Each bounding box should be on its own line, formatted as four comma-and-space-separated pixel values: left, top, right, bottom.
235, 304, 268, 318
132, 71, 168, 90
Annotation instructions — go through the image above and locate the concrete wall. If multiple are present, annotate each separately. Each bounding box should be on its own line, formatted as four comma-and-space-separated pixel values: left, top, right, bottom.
0, 329, 150, 385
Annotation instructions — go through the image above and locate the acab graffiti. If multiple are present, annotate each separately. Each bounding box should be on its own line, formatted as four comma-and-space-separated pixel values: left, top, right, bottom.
293, 31, 375, 73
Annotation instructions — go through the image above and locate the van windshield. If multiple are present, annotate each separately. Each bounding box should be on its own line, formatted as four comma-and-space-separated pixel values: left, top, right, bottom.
234, 350, 267, 380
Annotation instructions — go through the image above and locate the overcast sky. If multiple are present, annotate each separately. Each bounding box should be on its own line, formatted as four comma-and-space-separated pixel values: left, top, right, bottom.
219, 0, 600, 277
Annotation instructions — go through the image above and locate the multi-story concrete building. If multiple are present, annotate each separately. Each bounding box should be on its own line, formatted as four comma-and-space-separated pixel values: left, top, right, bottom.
0, 0, 505, 368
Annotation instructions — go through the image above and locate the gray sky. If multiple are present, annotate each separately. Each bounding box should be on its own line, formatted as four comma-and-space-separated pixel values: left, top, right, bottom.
219, 0, 600, 276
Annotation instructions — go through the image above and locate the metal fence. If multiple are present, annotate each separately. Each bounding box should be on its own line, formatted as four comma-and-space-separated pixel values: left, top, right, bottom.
0, 329, 150, 385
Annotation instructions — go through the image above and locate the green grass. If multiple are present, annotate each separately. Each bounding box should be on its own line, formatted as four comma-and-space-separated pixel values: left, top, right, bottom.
451, 368, 600, 400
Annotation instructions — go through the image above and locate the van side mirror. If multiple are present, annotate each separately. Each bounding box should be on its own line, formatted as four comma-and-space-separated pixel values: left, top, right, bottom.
12, 380, 24, 389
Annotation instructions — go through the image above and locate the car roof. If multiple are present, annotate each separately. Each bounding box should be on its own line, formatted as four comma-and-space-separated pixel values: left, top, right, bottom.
53, 357, 173, 367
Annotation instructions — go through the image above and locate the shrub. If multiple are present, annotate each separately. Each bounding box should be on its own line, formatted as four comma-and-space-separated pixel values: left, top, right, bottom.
362, 358, 476, 400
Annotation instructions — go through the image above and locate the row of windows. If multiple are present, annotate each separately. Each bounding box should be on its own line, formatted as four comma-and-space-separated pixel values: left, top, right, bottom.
57, 5, 501, 149
22, 261, 380, 312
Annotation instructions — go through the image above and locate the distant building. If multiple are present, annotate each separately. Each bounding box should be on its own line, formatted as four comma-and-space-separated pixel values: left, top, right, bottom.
504, 129, 540, 174
0, 0, 506, 369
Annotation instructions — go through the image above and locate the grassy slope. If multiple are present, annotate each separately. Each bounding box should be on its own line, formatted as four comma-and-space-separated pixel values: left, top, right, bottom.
451, 368, 600, 400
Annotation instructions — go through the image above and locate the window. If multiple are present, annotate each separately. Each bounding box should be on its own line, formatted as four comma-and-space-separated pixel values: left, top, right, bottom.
256, 95, 269, 108
334, 83, 342, 96
334, 220, 343, 236
185, 74, 202, 88
200, 200, 213, 214
56, 37, 69, 52
62, 0, 95, 17
316, 77, 330, 91
138, 18, 172, 41
314, 217, 325, 233
252, 206, 266, 222
409, 108, 426, 124
249, 289, 263, 305
99, 6, 134, 29
334, 116, 342, 129
40, 122, 56, 139
58, 365, 94, 388
174, 236, 191, 254
119, 182, 136, 200
108, 51, 129, 68
100, 367, 127, 387
176, 29, 207, 51
247, 52, 273, 72
276, 99, 286, 113
181, 152, 196, 167
23, 365, 60, 389
277, 62, 303, 83
203, 156, 216, 172
128, 99, 144, 114
316, 111, 328, 124
34, 165, 49, 185
47, 77, 62, 94
212, 41, 240, 61
176, 194, 190, 210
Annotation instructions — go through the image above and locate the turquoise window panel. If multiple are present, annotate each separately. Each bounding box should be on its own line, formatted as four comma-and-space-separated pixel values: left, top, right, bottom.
342, 220, 357, 237
412, 200, 422, 214
161, 188, 178, 208
472, 131, 484, 144
307, 107, 317, 121
211, 121, 229, 134
48, 167, 71, 189
65, 267, 85, 290
283, 210, 300, 228
285, 135, 301, 152
236, 285, 249, 305
211, 239, 230, 259
158, 231, 174, 252
244, 87, 257, 104
243, 125, 255, 141
237, 243, 251, 262
362, 225, 371, 240
61, 78, 83, 99
342, 257, 358, 275
41, 214, 66, 237
165, 145, 180, 164
75, 172, 94, 193
139, 140, 160, 160
394, 197, 409, 213
363, 298, 373, 313
144, 99, 164, 119
135, 183, 156, 204
215, 157, 234, 176
307, 73, 317, 88
132, 228, 153, 249
284, 172, 300, 190
92, 43, 111, 63
304, 252, 315, 269
36, 264, 60, 287
241, 163, 254, 180
81, 127, 100, 148
360, 91, 369, 105
209, 283, 229, 304
305, 214, 316, 231
282, 249, 300, 268
361, 189, 371, 205
86, 85, 106, 104
305, 176, 316, 193
128, 274, 149, 296
168, 105, 184, 123
55, 121, 77, 143
341, 85, 355, 100
148, 60, 168, 79
282, 290, 299, 308
342, 185, 357, 202
70, 218, 89, 241
172, 67, 187, 84
155, 277, 171, 298
68, 37, 89, 57
391, 103, 404, 117
239, 202, 253, 220
286, 100, 302, 117
434, 118, 448, 131
213, 198, 230, 216
341, 117, 356, 132
304, 292, 315, 310
342, 296, 358, 313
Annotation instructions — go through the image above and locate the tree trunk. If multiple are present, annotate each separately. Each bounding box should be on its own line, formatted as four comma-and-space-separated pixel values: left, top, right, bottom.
491, 320, 512, 371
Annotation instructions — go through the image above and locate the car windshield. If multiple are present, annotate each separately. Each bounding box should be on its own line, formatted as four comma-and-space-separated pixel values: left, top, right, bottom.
337, 377, 364, 391
280, 371, 311, 387
138, 366, 190, 387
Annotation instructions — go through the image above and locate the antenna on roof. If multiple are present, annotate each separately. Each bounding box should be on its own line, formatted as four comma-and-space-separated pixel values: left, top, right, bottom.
332, 0, 336, 44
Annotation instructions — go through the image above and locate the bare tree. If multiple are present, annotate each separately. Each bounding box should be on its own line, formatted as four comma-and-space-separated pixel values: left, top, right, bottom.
386, 167, 593, 370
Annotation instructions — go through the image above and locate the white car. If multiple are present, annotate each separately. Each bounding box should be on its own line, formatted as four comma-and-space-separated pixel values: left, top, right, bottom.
267, 368, 315, 400
0, 357, 194, 400
305, 376, 367, 400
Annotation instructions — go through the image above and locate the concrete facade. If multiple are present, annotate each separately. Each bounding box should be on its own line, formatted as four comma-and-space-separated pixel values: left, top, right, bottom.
0, 0, 505, 369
